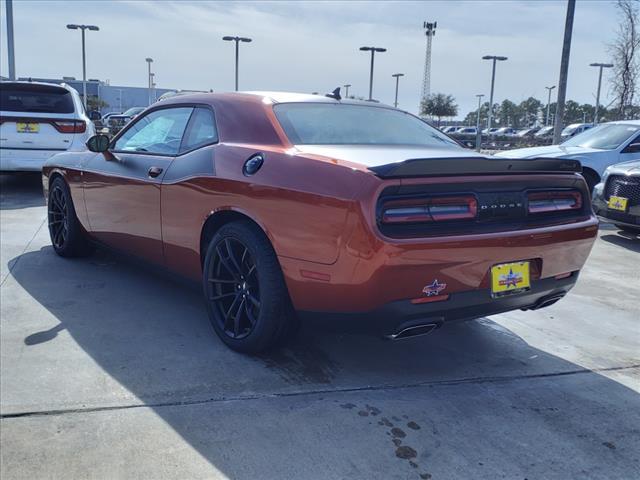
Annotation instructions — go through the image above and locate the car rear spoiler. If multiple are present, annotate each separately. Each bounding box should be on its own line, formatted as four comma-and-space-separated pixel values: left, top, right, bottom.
368, 157, 582, 179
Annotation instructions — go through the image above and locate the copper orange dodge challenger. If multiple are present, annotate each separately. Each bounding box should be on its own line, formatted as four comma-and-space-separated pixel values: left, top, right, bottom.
42, 91, 598, 353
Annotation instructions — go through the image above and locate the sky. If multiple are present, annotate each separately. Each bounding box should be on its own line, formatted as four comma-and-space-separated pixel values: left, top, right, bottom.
0, 0, 622, 118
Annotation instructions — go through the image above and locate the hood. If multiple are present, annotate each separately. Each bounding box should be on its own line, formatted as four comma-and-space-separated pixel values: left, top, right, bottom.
494, 145, 605, 159
293, 144, 481, 169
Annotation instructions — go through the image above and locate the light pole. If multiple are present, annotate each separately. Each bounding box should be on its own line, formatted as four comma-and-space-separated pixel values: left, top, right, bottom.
67, 24, 100, 109
150, 72, 156, 103
116, 88, 123, 111
475, 94, 484, 151
222, 36, 252, 91
6, 0, 15, 80
145, 57, 153, 106
482, 55, 507, 132
343, 84, 351, 98
392, 73, 404, 108
589, 62, 613, 124
359, 46, 387, 101
545, 85, 556, 126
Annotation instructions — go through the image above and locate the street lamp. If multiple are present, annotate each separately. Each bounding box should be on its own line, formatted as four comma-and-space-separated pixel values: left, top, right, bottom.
343, 84, 352, 98
359, 46, 387, 101
589, 62, 613, 124
545, 85, 556, 126
222, 36, 252, 91
475, 94, 484, 151
391, 73, 404, 108
150, 72, 156, 103
482, 55, 507, 131
145, 57, 153, 105
67, 24, 100, 109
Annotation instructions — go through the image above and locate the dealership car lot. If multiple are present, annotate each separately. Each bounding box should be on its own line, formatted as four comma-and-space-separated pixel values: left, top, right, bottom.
1, 173, 639, 479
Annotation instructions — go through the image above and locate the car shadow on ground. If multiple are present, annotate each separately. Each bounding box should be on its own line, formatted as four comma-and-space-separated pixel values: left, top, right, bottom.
5, 242, 640, 479
600, 233, 640, 253
0, 173, 45, 210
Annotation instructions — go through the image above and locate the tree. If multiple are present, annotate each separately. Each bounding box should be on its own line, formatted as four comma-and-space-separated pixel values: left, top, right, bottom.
609, 0, 640, 119
498, 99, 521, 128
87, 95, 108, 112
518, 97, 543, 126
420, 93, 458, 126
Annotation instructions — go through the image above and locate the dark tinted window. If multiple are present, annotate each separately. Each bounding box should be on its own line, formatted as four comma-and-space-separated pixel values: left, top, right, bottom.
274, 103, 459, 148
180, 107, 218, 152
0, 84, 75, 113
114, 107, 193, 155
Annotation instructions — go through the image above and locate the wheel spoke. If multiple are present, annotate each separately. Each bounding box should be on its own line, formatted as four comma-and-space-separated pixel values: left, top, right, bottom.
208, 277, 238, 284
209, 292, 236, 301
247, 293, 260, 309
244, 300, 257, 325
225, 239, 243, 277
216, 244, 239, 280
224, 292, 242, 321
233, 298, 245, 337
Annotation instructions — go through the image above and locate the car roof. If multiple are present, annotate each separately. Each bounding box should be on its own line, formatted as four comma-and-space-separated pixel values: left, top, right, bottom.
606, 119, 640, 126
158, 90, 395, 109
0, 80, 75, 93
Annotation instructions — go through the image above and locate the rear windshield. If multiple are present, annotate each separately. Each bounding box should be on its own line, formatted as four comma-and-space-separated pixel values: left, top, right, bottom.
273, 103, 459, 148
0, 85, 75, 113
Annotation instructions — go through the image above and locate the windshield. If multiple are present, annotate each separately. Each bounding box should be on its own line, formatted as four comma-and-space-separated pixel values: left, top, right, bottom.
562, 124, 640, 150
273, 103, 459, 148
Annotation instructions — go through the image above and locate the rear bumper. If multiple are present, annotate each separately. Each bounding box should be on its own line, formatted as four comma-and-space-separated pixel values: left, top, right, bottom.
0, 148, 66, 171
300, 273, 579, 336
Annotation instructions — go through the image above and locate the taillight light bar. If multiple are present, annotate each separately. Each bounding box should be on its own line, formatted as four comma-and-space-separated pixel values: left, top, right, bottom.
381, 196, 477, 224
51, 120, 86, 134
527, 190, 582, 214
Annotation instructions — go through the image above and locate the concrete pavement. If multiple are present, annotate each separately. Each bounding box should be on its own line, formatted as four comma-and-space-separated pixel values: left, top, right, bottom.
1, 173, 639, 479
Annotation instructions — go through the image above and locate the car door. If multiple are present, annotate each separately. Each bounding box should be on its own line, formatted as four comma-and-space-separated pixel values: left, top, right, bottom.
82, 106, 194, 265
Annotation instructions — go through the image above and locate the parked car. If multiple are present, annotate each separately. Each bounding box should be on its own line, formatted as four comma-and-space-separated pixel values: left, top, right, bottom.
534, 126, 554, 138
592, 160, 640, 234
442, 126, 461, 133
106, 106, 146, 131
42, 91, 597, 353
492, 127, 518, 136
0, 80, 95, 171
455, 127, 477, 135
560, 123, 594, 140
516, 127, 540, 137
496, 120, 640, 190
481, 127, 499, 135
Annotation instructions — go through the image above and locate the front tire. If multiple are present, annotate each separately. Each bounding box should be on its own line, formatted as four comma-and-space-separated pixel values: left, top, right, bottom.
202, 220, 295, 353
47, 177, 93, 257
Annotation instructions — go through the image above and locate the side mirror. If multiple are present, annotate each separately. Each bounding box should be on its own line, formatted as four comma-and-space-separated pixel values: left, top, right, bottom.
86, 134, 111, 153
89, 110, 102, 121
623, 142, 640, 153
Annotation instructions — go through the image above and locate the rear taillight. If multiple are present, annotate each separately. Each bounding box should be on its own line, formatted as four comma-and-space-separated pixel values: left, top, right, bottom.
51, 120, 86, 134
527, 191, 582, 214
381, 196, 477, 224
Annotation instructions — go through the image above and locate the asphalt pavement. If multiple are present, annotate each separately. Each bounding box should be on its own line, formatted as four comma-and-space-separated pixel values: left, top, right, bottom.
1, 173, 638, 479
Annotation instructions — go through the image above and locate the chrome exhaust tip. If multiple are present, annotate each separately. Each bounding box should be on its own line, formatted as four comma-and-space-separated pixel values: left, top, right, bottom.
386, 323, 439, 341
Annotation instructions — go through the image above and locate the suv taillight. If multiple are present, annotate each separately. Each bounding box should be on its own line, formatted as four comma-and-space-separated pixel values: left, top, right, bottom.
527, 190, 582, 213
51, 120, 86, 134
381, 195, 478, 224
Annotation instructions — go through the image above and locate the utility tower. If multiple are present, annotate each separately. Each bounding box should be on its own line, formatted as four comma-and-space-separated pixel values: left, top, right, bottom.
419, 21, 437, 114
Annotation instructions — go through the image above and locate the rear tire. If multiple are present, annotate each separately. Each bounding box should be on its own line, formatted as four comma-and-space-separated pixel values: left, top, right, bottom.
202, 220, 296, 353
47, 177, 93, 257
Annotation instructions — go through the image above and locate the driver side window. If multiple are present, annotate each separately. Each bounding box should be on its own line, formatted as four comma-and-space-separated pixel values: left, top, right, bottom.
114, 107, 193, 155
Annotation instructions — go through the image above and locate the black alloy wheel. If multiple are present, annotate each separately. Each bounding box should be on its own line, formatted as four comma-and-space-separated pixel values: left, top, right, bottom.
206, 237, 261, 339
202, 220, 297, 353
48, 183, 69, 250
47, 177, 93, 257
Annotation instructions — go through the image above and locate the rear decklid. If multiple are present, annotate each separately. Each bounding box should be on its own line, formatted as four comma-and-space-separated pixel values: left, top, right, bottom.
293, 144, 582, 178
0, 82, 83, 151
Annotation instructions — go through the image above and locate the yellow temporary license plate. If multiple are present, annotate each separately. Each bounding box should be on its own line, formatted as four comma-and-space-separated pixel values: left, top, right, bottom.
491, 261, 531, 296
16, 122, 39, 133
608, 196, 628, 212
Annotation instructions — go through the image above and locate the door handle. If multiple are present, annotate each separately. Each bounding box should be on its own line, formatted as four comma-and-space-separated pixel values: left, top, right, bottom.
148, 166, 163, 178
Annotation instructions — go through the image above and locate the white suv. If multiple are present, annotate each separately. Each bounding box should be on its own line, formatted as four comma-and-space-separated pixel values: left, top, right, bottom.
0, 81, 95, 171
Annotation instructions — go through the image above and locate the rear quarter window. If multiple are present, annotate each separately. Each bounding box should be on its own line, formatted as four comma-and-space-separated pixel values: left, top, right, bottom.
0, 85, 75, 114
